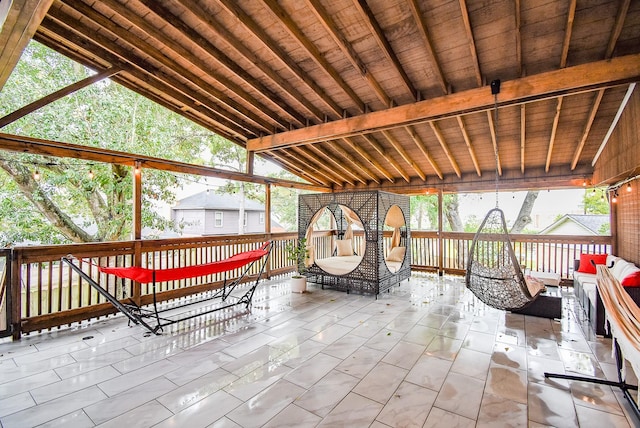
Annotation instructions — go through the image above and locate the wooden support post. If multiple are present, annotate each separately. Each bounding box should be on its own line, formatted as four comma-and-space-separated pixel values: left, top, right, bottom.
10, 250, 21, 340
265, 183, 272, 278
246, 150, 254, 176
132, 161, 142, 306
438, 189, 444, 276
610, 191, 618, 256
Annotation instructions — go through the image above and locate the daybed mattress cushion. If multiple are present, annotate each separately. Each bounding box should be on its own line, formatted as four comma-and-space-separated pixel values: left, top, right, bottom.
316, 255, 362, 275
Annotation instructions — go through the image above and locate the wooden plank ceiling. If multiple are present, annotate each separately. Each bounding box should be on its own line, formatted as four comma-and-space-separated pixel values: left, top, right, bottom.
2, 0, 640, 193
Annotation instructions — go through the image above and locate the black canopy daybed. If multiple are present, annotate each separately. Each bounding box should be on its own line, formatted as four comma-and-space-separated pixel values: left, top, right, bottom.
298, 191, 410, 296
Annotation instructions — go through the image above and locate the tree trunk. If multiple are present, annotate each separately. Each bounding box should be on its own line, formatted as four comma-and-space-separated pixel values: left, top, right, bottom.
445, 197, 464, 232
510, 190, 539, 233
0, 160, 94, 243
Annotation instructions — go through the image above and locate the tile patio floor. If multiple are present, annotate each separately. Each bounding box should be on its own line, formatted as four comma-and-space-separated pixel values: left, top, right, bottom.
0, 273, 638, 427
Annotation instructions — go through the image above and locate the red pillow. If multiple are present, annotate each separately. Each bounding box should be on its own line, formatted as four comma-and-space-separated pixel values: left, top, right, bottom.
577, 253, 608, 274
622, 271, 640, 287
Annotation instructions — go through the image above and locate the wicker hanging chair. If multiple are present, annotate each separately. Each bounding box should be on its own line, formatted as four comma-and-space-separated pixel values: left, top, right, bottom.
465, 208, 544, 310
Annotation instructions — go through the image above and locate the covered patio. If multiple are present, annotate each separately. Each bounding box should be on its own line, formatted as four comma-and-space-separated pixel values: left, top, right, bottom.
1, 0, 640, 426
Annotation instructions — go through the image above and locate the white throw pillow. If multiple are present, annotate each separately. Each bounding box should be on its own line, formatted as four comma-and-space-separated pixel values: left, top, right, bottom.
386, 246, 406, 262
336, 239, 353, 256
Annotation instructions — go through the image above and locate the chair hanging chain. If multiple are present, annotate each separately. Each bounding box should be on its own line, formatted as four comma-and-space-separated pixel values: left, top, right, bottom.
493, 92, 500, 208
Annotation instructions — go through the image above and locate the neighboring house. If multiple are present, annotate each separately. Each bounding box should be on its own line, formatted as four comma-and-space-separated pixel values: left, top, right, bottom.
172, 191, 282, 235
539, 214, 609, 236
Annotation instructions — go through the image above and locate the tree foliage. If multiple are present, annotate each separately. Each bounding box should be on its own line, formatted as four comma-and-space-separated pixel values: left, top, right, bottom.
0, 41, 223, 245
582, 188, 610, 214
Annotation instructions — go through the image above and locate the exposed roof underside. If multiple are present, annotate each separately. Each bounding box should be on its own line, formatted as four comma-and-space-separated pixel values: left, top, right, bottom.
1, 0, 639, 193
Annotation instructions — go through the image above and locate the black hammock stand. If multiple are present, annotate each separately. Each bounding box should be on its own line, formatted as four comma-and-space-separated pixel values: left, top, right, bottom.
62, 242, 272, 334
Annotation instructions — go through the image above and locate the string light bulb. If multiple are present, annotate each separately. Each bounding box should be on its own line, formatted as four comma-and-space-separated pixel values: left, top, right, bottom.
612, 190, 618, 203
582, 178, 587, 187
88, 169, 94, 180
627, 182, 632, 192
33, 170, 40, 180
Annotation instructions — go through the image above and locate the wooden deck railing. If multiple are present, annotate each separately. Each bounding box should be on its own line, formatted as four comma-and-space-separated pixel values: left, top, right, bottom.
5, 231, 611, 338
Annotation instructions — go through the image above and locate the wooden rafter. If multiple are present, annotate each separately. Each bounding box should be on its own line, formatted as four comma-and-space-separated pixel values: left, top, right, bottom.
546, 97, 564, 172
269, 151, 329, 187
515, 0, 523, 77
407, 0, 448, 95
381, 130, 426, 181
0, 67, 121, 128
458, 0, 482, 86
0, 0, 55, 91
560, 0, 577, 68
405, 126, 443, 179
261, 0, 365, 114
176, 0, 323, 123
216, 0, 343, 119
520, 104, 526, 173
362, 134, 410, 183
50, 3, 266, 136
307, 143, 366, 185
571, 89, 605, 170
606, 0, 631, 59
305, 0, 390, 107
247, 54, 640, 151
0, 133, 327, 191
342, 137, 394, 183
429, 121, 461, 178
38, 18, 250, 142
455, 116, 481, 177
486, 110, 501, 176
329, 141, 380, 184
135, 0, 306, 129
290, 146, 347, 186
352, 0, 417, 100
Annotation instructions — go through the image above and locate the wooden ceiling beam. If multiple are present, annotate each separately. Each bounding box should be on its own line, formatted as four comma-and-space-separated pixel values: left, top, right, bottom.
486, 109, 502, 176
216, 0, 343, 119
175, 0, 324, 123
455, 116, 481, 177
50, 3, 266, 137
307, 143, 366, 185
571, 89, 605, 170
407, 0, 448, 95
261, 0, 365, 114
429, 122, 461, 178
381, 130, 426, 181
0, 67, 121, 128
405, 126, 443, 180
247, 54, 640, 151
38, 19, 250, 142
546, 97, 564, 172
342, 137, 394, 183
0, 133, 328, 191
520, 104, 526, 173
458, 0, 482, 86
330, 140, 380, 184
289, 146, 347, 186
352, 0, 417, 100
305, 0, 390, 108
362, 134, 410, 183
134, 0, 305, 129
0, 0, 54, 91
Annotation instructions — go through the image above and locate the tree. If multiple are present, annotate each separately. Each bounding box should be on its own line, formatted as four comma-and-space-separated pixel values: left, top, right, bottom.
582, 188, 609, 214
0, 41, 214, 245
510, 190, 539, 233
410, 194, 463, 231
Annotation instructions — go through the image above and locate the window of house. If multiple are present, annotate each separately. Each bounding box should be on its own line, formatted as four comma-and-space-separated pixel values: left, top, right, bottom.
214, 211, 223, 227
259, 212, 265, 224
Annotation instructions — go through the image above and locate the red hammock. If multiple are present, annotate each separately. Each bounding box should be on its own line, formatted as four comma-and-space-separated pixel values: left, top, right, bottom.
98, 242, 271, 283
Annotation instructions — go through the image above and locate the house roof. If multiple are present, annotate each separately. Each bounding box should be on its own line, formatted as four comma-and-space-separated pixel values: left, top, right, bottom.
173, 191, 266, 211
540, 214, 610, 235
1, 1, 639, 193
